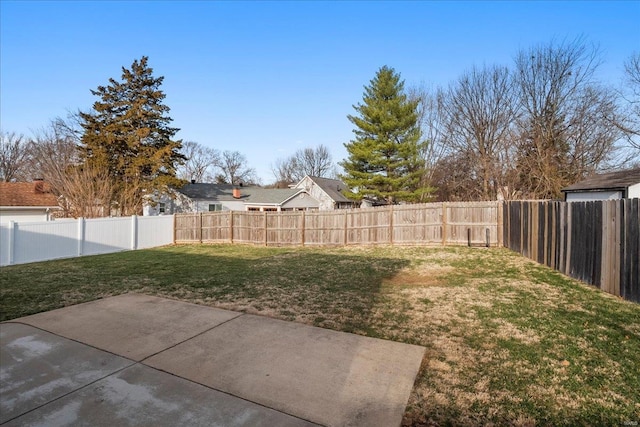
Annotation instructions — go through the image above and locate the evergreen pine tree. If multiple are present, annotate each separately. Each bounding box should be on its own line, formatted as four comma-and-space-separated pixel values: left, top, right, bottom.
79, 56, 185, 215
340, 66, 427, 204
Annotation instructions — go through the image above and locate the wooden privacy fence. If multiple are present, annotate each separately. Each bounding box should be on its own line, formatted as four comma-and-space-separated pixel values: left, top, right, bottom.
175, 202, 502, 247
503, 199, 639, 303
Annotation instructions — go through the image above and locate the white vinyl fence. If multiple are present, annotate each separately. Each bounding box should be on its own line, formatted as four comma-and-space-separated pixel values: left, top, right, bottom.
0, 215, 174, 266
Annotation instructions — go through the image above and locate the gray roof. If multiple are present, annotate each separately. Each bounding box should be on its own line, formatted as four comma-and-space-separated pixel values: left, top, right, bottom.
244, 188, 302, 204
177, 184, 301, 204
562, 168, 640, 192
306, 176, 354, 203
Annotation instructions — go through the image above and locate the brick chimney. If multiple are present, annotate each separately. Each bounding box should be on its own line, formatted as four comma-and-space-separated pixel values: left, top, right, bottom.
233, 187, 241, 199
33, 178, 45, 193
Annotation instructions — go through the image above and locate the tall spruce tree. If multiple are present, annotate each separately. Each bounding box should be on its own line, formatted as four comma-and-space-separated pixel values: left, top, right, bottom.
79, 56, 185, 215
340, 66, 427, 204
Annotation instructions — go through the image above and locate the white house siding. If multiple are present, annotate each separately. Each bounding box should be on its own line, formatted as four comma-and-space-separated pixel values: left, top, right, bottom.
143, 193, 174, 216
211, 200, 245, 211
178, 199, 245, 212
0, 208, 54, 223
629, 183, 640, 198
144, 192, 196, 216
281, 193, 320, 210
566, 190, 622, 202
296, 176, 334, 210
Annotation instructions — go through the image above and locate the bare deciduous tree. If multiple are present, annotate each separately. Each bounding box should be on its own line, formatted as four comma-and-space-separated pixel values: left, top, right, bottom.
430, 150, 478, 201
29, 119, 113, 218
514, 37, 621, 199
55, 164, 114, 218
294, 145, 333, 178
409, 86, 448, 197
29, 121, 80, 189
177, 141, 220, 183
0, 131, 30, 182
272, 144, 334, 184
567, 84, 623, 171
271, 157, 298, 186
216, 150, 258, 185
440, 65, 518, 200
616, 52, 640, 151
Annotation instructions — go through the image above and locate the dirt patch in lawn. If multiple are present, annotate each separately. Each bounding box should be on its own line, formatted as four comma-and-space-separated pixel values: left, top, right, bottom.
385, 272, 444, 287
384, 264, 454, 287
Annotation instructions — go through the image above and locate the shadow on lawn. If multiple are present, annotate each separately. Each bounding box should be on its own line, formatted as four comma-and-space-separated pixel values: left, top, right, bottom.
0, 245, 411, 327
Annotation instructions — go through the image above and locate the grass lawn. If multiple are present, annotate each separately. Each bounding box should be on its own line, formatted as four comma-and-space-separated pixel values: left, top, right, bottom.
1, 244, 639, 426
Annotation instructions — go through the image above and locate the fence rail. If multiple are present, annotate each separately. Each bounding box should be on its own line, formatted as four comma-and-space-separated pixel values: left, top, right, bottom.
0, 215, 174, 266
503, 199, 639, 303
175, 202, 502, 247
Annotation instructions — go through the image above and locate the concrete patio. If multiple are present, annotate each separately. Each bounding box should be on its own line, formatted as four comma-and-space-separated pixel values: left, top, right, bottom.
1, 293, 425, 426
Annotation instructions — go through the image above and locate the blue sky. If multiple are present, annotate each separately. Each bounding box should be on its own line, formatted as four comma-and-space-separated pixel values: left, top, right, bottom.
1, 1, 638, 183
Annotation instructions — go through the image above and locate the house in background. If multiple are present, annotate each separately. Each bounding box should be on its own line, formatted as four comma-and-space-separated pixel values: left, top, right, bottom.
0, 180, 61, 223
144, 175, 358, 216
294, 176, 359, 210
144, 183, 320, 215
561, 168, 640, 202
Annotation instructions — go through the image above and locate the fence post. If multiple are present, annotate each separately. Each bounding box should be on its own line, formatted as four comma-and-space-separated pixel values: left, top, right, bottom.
131, 215, 138, 250
441, 202, 447, 246
344, 210, 348, 245
559, 202, 565, 273
230, 211, 234, 243
8, 221, 15, 265
520, 202, 524, 255
172, 214, 177, 244
506, 201, 512, 250
544, 201, 549, 265
565, 204, 572, 275
77, 217, 85, 256
264, 211, 268, 246
277, 212, 282, 246
613, 200, 621, 296
497, 202, 503, 247
389, 205, 394, 245
198, 212, 203, 243
301, 211, 305, 246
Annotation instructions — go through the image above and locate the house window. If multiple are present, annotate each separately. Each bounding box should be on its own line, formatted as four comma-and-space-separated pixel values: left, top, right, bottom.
208, 204, 222, 212
159, 203, 166, 214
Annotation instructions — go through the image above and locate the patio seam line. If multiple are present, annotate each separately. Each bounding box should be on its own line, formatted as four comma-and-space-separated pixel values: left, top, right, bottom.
0, 321, 140, 362
2, 310, 245, 363
0, 360, 136, 426
137, 363, 327, 427
137, 312, 246, 364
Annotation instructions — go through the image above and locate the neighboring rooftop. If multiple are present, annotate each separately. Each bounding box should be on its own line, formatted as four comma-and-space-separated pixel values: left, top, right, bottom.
562, 168, 640, 192
304, 176, 354, 203
0, 181, 59, 207
176, 183, 302, 204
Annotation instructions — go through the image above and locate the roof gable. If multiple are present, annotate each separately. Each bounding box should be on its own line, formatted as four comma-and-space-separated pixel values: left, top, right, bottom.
562, 168, 640, 192
297, 176, 354, 203
0, 182, 59, 207
243, 188, 303, 204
